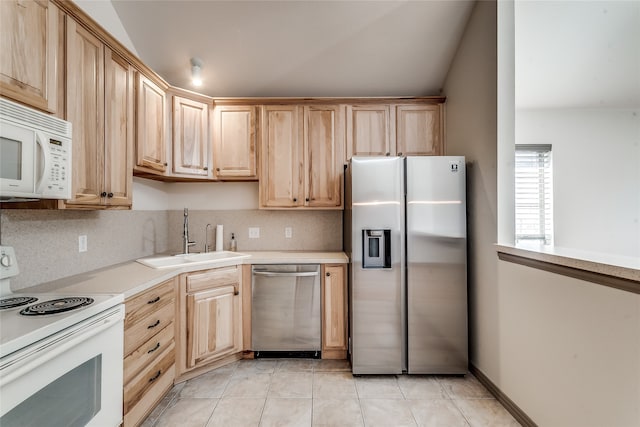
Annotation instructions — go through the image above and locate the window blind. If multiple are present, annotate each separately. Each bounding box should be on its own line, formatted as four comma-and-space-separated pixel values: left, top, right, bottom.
515, 144, 553, 244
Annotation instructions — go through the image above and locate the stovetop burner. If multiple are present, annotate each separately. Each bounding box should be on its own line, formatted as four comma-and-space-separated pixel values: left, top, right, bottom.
0, 296, 38, 310
19, 297, 94, 316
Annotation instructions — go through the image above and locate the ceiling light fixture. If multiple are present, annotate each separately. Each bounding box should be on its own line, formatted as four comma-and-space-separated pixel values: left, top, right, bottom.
191, 57, 203, 87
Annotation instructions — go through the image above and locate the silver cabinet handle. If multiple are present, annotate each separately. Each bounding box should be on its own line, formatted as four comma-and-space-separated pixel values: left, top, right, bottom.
252, 271, 319, 277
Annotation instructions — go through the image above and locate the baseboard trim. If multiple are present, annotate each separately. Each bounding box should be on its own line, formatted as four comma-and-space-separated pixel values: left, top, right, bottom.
469, 364, 538, 427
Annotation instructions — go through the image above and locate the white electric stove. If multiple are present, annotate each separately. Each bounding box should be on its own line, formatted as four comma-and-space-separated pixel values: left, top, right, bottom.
0, 246, 125, 426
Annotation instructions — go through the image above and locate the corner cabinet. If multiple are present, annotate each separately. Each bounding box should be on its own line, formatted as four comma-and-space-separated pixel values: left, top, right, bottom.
260, 105, 344, 209
172, 94, 210, 177
135, 74, 167, 173
177, 265, 243, 379
212, 105, 258, 180
0, 0, 62, 114
321, 264, 348, 359
65, 19, 133, 209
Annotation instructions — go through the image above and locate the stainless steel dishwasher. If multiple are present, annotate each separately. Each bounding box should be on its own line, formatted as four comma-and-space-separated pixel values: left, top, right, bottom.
251, 264, 321, 357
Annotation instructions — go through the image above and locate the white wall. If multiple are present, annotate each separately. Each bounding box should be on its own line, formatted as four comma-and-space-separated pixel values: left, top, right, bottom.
444, 1, 640, 425
442, 0, 500, 382
165, 182, 259, 210
517, 109, 640, 257
74, 0, 138, 55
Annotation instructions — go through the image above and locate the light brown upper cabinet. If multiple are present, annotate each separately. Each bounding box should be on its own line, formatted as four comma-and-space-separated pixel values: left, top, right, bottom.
0, 0, 62, 114
135, 74, 167, 173
260, 105, 344, 209
304, 105, 344, 208
65, 18, 134, 209
260, 105, 303, 208
212, 105, 258, 180
172, 95, 210, 177
395, 104, 443, 156
346, 102, 444, 159
346, 104, 392, 158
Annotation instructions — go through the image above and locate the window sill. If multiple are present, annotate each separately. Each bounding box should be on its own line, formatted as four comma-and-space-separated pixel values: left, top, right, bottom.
496, 243, 640, 294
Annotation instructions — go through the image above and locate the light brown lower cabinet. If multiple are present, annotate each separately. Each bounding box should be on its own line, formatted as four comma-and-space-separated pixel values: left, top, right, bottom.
123, 278, 177, 427
321, 264, 348, 359
177, 265, 243, 379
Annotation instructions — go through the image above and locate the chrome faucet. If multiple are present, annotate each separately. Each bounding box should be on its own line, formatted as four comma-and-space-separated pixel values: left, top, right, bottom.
204, 224, 212, 253
182, 208, 196, 254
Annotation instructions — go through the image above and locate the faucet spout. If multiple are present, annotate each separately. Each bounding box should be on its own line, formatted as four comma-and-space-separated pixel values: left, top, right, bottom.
182, 208, 196, 254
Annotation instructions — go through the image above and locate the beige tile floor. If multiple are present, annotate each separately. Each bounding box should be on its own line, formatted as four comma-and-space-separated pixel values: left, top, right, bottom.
142, 359, 521, 427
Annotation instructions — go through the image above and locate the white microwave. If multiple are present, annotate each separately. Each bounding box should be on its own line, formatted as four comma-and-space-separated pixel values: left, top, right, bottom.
0, 97, 72, 201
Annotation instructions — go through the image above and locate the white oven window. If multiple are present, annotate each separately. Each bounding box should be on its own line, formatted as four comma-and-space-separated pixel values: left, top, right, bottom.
0, 355, 102, 426
0, 136, 22, 180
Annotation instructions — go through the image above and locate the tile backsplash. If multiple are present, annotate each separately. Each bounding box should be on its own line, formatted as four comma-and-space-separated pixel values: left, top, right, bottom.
167, 210, 343, 253
0, 210, 169, 291
0, 208, 343, 291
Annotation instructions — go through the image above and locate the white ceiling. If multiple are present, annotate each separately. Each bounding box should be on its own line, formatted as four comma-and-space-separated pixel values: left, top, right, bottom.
111, 0, 475, 98
515, 0, 640, 109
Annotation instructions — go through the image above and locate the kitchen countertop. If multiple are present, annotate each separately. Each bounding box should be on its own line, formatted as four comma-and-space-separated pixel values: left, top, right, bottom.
22, 251, 349, 299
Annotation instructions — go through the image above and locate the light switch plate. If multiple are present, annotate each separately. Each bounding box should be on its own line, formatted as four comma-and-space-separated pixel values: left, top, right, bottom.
285, 227, 292, 238
79, 235, 87, 252
248, 227, 260, 239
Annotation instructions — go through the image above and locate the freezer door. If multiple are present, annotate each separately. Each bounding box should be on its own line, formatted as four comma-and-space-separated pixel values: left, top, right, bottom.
406, 156, 468, 374
349, 157, 404, 374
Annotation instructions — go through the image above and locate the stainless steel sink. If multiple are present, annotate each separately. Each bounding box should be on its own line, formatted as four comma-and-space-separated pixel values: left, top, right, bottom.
136, 251, 250, 269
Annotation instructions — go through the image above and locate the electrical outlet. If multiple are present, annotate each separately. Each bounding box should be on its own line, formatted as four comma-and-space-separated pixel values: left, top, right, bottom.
78, 235, 87, 253
248, 227, 260, 239
285, 227, 292, 238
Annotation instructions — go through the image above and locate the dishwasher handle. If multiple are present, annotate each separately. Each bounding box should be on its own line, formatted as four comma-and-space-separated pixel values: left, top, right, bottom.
252, 270, 319, 278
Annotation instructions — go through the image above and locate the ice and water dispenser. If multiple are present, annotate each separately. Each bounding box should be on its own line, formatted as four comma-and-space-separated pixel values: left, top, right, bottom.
362, 229, 391, 268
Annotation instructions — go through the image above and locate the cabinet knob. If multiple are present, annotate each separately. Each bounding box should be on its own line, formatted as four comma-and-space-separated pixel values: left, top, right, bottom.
326, 272, 330, 277
216, 168, 220, 172
385, 152, 390, 156
398, 152, 403, 156
293, 198, 297, 202
203, 167, 208, 171
100, 192, 107, 197
163, 162, 168, 166
305, 198, 310, 202
107, 192, 114, 198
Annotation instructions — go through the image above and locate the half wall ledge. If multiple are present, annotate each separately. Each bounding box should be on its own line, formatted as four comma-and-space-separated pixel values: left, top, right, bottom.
495, 244, 640, 295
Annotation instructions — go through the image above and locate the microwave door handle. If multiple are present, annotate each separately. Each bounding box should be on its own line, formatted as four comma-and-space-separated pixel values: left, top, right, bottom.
34, 131, 51, 193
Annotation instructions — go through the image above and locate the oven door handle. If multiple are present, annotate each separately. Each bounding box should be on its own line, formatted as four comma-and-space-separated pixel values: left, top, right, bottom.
0, 306, 124, 386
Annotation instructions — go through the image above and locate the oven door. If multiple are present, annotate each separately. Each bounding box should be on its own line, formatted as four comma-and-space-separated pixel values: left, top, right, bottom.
0, 306, 124, 427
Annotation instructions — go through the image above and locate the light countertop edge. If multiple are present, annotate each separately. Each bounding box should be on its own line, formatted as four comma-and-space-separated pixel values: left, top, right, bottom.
21, 251, 349, 299
495, 244, 639, 283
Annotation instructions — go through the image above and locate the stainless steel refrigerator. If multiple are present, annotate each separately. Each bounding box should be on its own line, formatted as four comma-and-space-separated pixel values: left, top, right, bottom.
344, 156, 467, 374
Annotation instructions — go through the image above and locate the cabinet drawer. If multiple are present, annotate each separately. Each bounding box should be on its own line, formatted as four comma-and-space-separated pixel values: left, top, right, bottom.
186, 266, 239, 293
124, 322, 174, 385
124, 302, 174, 356
123, 363, 173, 427
125, 279, 175, 329
124, 343, 175, 415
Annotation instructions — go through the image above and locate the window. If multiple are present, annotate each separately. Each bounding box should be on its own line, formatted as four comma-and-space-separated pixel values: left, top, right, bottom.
515, 145, 553, 244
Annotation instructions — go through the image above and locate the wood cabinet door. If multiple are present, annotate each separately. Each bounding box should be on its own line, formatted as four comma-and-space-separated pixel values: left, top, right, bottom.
213, 105, 257, 180
173, 95, 210, 177
186, 284, 240, 368
136, 74, 166, 172
322, 264, 347, 358
260, 105, 303, 208
0, 0, 59, 113
65, 18, 104, 206
346, 105, 392, 158
303, 105, 344, 208
104, 47, 133, 207
395, 104, 443, 156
